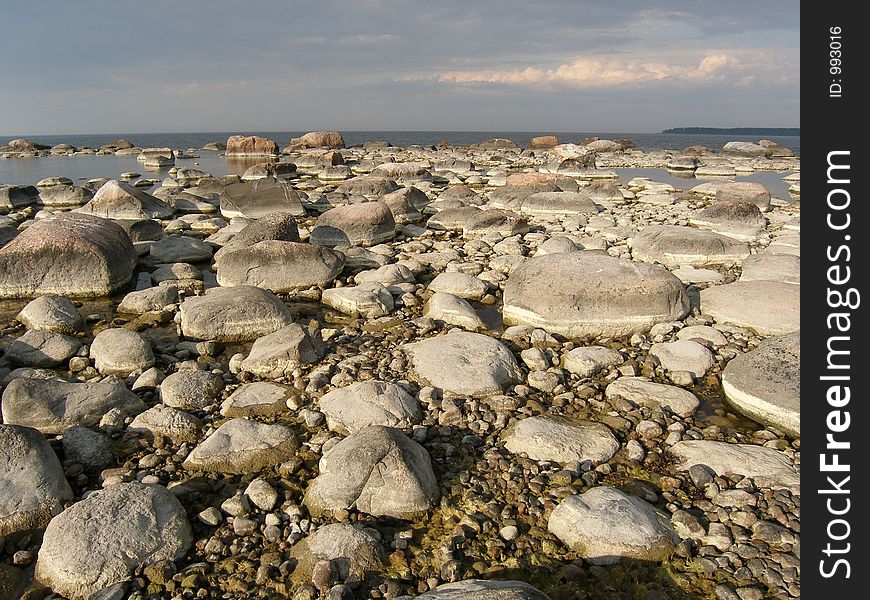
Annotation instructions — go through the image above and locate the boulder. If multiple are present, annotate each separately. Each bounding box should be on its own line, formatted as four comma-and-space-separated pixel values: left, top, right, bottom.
289, 523, 385, 585
403, 330, 522, 397
322, 282, 394, 318
16, 296, 84, 334
1, 378, 144, 435
722, 141, 772, 157
475, 138, 519, 150
669, 440, 799, 490
397, 580, 551, 600
424, 292, 486, 331
127, 405, 202, 444
714, 182, 771, 211
183, 418, 298, 473
503, 172, 579, 192
213, 212, 300, 259
0, 424, 73, 537
38, 185, 94, 208
220, 382, 296, 417
690, 201, 767, 241
216, 241, 344, 291
310, 202, 396, 246
0, 185, 39, 210
548, 487, 678, 564
241, 161, 296, 180
117, 285, 179, 314
0, 213, 137, 299
149, 235, 213, 263
503, 416, 618, 464
648, 340, 715, 378
304, 425, 438, 518
77, 180, 174, 220
179, 285, 293, 342
6, 331, 82, 368
35, 482, 192, 600
700, 281, 799, 335
631, 225, 750, 268
739, 253, 800, 285
503, 253, 689, 338
427, 272, 488, 301
519, 192, 599, 217
225, 135, 279, 156
90, 328, 154, 375
289, 131, 346, 150
319, 381, 422, 435
371, 162, 431, 181
528, 135, 560, 149
160, 370, 224, 410
240, 323, 324, 378
220, 179, 305, 218
335, 176, 399, 197
722, 331, 800, 437
463, 209, 528, 237
605, 377, 700, 417
561, 346, 624, 378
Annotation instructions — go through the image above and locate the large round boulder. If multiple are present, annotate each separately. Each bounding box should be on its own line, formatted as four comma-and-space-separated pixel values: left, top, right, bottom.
179, 285, 293, 342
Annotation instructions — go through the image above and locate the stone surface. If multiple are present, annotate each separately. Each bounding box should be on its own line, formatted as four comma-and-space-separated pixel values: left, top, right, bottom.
427, 272, 488, 301
649, 340, 715, 378
739, 253, 800, 285
160, 370, 224, 410
335, 176, 399, 197
305, 426, 438, 518
310, 202, 396, 246
289, 523, 385, 585
117, 285, 179, 314
714, 182, 771, 211
503, 416, 618, 464
183, 418, 298, 474
403, 331, 523, 397
0, 424, 73, 537
220, 179, 305, 218
240, 323, 324, 378
225, 135, 279, 156
35, 482, 192, 600
631, 225, 750, 267
319, 381, 422, 435
463, 209, 528, 237
6, 331, 81, 368
220, 382, 296, 417
16, 296, 85, 334
127, 405, 202, 443
605, 377, 700, 417
216, 241, 345, 291
669, 441, 799, 490
0, 213, 137, 299
503, 253, 689, 338
548, 486, 679, 564
700, 281, 800, 335
77, 180, 173, 220
90, 328, 155, 375
399, 580, 552, 599
722, 331, 800, 437
561, 346, 624, 378
149, 235, 213, 263
424, 292, 486, 331
519, 192, 599, 217
290, 131, 346, 149
322, 282, 394, 318
1, 378, 144, 434
213, 212, 300, 260
179, 285, 293, 342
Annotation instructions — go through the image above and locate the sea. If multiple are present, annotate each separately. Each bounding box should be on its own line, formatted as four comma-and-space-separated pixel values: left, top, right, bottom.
0, 131, 800, 198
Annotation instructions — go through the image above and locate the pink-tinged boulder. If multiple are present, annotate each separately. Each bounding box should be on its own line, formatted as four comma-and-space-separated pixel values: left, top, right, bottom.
528, 135, 560, 149
289, 131, 346, 150
0, 213, 137, 299
310, 202, 396, 246
225, 135, 280, 157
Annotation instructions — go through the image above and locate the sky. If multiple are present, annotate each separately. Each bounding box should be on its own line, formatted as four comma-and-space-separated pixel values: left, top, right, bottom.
0, 0, 799, 135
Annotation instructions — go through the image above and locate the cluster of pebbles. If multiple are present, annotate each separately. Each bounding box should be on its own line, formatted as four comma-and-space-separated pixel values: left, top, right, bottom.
0, 132, 799, 600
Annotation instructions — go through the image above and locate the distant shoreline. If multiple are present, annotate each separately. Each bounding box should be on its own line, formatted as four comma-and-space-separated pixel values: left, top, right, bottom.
662, 127, 800, 136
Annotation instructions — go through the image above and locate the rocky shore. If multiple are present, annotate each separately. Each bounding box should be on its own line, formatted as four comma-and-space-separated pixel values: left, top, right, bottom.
0, 132, 799, 600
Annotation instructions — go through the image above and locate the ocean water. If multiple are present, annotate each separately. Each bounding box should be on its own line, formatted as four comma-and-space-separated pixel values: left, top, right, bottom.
0, 131, 799, 196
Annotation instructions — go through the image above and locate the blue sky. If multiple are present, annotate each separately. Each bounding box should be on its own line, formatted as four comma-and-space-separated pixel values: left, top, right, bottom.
0, 0, 799, 134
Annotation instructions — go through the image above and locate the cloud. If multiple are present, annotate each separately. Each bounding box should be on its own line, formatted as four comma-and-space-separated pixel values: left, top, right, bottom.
160, 80, 251, 96
428, 49, 792, 90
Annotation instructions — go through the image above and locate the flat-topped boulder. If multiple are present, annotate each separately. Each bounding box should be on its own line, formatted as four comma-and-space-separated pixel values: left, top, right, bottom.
649, 339, 714, 378
183, 418, 298, 473
503, 253, 689, 338
519, 191, 599, 217
220, 382, 296, 417
0, 213, 137, 299
561, 346, 624, 378
528, 135, 560, 149
700, 281, 799, 335
310, 202, 396, 246
427, 206, 481, 231
548, 486, 679, 564
240, 323, 324, 378
1, 377, 144, 435
400, 580, 551, 599
304, 425, 438, 518
319, 380, 422, 435
371, 162, 431, 181
179, 285, 292, 342
216, 241, 344, 291
16, 296, 84, 334
213, 212, 300, 259
225, 134, 279, 156
0, 185, 39, 210
128, 405, 202, 443
0, 424, 73, 537
90, 328, 154, 375
160, 370, 223, 410
38, 185, 93, 208
322, 282, 394, 318
77, 180, 174, 220
739, 253, 800, 285
503, 416, 618, 464
631, 225, 750, 268
669, 440, 799, 490
403, 330, 523, 397
427, 271, 488, 301
605, 377, 700, 417
149, 235, 213, 263
424, 292, 486, 331
722, 331, 800, 437
463, 208, 528, 237
6, 331, 81, 368
241, 161, 296, 180
503, 172, 579, 192
714, 182, 771, 211
289, 130, 345, 149
722, 141, 772, 158
35, 482, 192, 600
336, 175, 400, 197
220, 179, 305, 218
689, 200, 767, 241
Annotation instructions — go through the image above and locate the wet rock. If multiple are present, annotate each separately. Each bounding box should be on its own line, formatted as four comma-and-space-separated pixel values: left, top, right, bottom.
503, 416, 618, 464
319, 381, 422, 435
90, 328, 154, 375
35, 482, 192, 600
179, 285, 293, 342
183, 418, 298, 474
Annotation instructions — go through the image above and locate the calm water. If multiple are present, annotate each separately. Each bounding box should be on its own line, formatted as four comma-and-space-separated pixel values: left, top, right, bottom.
1, 131, 799, 195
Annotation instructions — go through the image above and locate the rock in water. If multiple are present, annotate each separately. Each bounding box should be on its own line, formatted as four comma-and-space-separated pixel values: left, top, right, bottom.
35, 482, 192, 600
182, 418, 298, 473
225, 135, 279, 156
700, 281, 799, 335
403, 330, 523, 397
290, 131, 346, 149
548, 486, 678, 564
1, 378, 145, 435
216, 241, 344, 291
397, 580, 552, 599
304, 425, 438, 518
179, 285, 292, 342
722, 331, 800, 437
0, 424, 73, 537
0, 185, 39, 210
503, 416, 618, 464
310, 202, 396, 246
289, 523, 385, 585
76, 180, 174, 220
503, 253, 688, 338
0, 213, 137, 299
319, 381, 422, 435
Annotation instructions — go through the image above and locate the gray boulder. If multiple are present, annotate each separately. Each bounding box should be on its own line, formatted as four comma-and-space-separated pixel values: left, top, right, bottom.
220, 382, 296, 417
305, 425, 438, 518
631, 225, 750, 267
160, 370, 224, 410
669, 440, 799, 491
289, 523, 385, 585
213, 212, 300, 260
700, 281, 799, 335
739, 253, 800, 285
90, 328, 154, 375
463, 209, 528, 237
0, 185, 39, 210
38, 185, 94, 208
319, 381, 422, 435
0, 424, 73, 537
127, 405, 202, 444
179, 285, 293, 342
503, 416, 618, 464
149, 235, 213, 263
6, 331, 82, 367
427, 272, 488, 301
35, 482, 192, 600
240, 323, 324, 378
398, 580, 551, 600
605, 377, 700, 417
519, 191, 599, 217
335, 176, 399, 197
220, 179, 305, 218
310, 202, 396, 246
117, 285, 179, 314
183, 418, 298, 474
714, 181, 771, 211
0, 213, 137, 299
216, 241, 344, 291
76, 180, 173, 219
